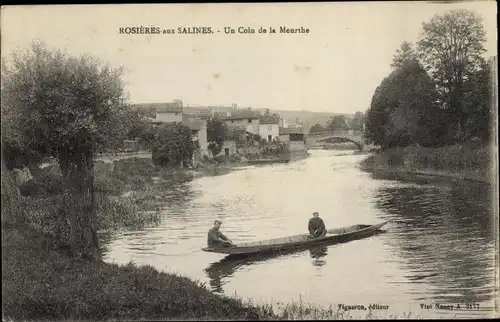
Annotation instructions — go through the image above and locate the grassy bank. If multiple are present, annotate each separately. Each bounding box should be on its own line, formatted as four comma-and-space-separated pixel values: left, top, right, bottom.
1, 224, 271, 321
3, 224, 413, 321
359, 143, 494, 183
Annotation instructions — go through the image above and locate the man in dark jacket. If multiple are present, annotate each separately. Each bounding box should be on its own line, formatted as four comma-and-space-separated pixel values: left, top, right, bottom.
207, 220, 233, 248
308, 212, 327, 238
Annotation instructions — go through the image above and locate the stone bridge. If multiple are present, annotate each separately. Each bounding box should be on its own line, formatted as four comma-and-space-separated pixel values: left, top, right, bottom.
305, 130, 367, 150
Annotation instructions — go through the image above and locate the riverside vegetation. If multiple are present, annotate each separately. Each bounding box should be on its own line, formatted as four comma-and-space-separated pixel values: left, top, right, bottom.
359, 10, 495, 184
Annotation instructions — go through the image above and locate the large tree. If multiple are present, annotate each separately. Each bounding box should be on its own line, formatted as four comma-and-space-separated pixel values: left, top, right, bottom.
391, 41, 417, 69
365, 59, 440, 148
152, 123, 194, 168
350, 111, 365, 131
206, 118, 228, 156
460, 58, 494, 141
1, 42, 126, 259
417, 9, 487, 140
98, 105, 145, 153
309, 122, 326, 133
327, 115, 348, 132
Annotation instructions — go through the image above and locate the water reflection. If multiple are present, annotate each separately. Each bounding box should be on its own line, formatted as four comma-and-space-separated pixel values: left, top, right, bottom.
374, 182, 495, 304
309, 245, 328, 266
205, 244, 334, 294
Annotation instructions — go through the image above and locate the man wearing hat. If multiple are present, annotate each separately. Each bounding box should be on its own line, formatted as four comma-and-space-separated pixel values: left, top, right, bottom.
308, 211, 327, 239
207, 220, 234, 248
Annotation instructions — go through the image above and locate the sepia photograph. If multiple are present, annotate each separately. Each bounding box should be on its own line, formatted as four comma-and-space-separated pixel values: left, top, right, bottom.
1, 1, 498, 320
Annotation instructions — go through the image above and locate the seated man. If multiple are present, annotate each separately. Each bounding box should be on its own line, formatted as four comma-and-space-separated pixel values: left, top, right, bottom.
207, 220, 234, 248
308, 212, 327, 238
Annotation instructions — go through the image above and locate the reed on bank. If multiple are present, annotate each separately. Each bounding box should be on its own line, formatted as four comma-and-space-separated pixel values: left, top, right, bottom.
359, 143, 493, 183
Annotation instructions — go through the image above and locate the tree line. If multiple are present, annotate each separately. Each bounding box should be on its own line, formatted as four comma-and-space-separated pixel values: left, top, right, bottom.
309, 112, 365, 133
364, 9, 495, 149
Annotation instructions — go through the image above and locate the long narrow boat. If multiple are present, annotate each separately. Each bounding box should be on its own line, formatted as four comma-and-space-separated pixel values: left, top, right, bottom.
202, 221, 388, 256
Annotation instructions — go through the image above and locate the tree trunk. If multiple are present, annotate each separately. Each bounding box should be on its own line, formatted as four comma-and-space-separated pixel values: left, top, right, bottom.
1, 157, 23, 227
60, 152, 100, 261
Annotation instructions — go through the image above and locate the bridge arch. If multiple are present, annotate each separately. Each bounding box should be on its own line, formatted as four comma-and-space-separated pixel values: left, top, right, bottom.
305, 130, 365, 151
317, 136, 364, 150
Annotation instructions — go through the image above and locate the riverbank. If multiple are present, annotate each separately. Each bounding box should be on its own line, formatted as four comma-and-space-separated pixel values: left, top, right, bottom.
1, 224, 272, 321
358, 144, 494, 184
2, 224, 412, 321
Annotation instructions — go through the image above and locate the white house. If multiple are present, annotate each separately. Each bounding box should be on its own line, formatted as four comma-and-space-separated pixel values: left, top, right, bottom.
223, 109, 261, 136
155, 100, 183, 123
259, 114, 280, 142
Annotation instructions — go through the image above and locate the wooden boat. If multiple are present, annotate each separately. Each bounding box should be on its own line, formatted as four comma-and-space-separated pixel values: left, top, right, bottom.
202, 221, 388, 256
247, 159, 290, 165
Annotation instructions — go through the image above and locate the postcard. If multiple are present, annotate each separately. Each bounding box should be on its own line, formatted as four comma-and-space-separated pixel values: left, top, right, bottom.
1, 1, 498, 320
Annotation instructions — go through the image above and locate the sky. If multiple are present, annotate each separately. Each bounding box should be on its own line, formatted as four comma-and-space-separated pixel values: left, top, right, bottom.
1, 2, 497, 114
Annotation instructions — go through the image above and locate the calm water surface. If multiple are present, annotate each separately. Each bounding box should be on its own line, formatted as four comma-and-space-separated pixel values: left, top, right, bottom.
102, 150, 497, 318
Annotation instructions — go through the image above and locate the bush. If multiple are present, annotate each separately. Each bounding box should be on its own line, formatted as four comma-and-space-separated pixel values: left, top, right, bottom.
2, 227, 267, 321
22, 192, 161, 246
18, 169, 64, 197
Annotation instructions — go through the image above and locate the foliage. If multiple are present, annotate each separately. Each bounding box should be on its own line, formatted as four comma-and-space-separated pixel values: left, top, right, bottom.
349, 111, 365, 131
206, 118, 228, 156
1, 42, 126, 168
309, 123, 326, 133
459, 59, 493, 142
98, 105, 148, 153
417, 9, 487, 140
2, 226, 266, 321
326, 115, 348, 131
1, 41, 127, 259
359, 142, 491, 183
391, 41, 417, 69
365, 59, 439, 148
152, 123, 194, 168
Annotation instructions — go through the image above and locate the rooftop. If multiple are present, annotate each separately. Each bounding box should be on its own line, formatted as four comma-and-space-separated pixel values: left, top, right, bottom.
224, 109, 261, 120
134, 102, 183, 114
279, 127, 304, 135
260, 114, 280, 124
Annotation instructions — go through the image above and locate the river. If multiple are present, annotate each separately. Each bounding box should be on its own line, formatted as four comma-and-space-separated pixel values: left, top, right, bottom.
102, 150, 497, 319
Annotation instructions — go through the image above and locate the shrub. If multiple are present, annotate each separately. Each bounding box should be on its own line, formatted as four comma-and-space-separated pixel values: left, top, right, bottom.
18, 169, 64, 197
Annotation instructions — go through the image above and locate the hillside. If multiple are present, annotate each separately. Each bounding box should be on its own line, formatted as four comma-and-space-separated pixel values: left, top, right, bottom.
266, 109, 353, 132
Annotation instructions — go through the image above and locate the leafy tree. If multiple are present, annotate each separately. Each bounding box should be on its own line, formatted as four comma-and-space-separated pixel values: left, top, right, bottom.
327, 115, 348, 131
350, 111, 365, 131
1, 42, 126, 259
206, 118, 228, 156
309, 123, 326, 133
365, 59, 439, 148
391, 41, 417, 69
417, 9, 487, 140
460, 58, 493, 141
152, 123, 194, 168
98, 105, 145, 153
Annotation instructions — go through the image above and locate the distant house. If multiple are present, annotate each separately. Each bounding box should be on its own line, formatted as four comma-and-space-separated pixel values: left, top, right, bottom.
259, 114, 280, 142
183, 106, 212, 120
210, 105, 235, 118
155, 100, 183, 123
279, 126, 307, 154
223, 109, 261, 136
132, 100, 183, 123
